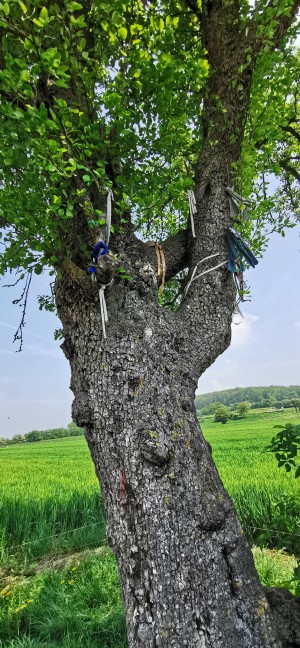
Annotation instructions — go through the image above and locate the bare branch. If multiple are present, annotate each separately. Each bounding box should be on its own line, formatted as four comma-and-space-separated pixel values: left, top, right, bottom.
11, 272, 32, 352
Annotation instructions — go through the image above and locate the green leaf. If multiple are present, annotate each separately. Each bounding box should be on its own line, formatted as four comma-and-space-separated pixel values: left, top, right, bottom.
20, 69, 30, 82
118, 26, 127, 40
112, 11, 123, 27
67, 1, 83, 10
82, 174, 91, 183
39, 6, 48, 21
78, 37, 86, 51
19, 2, 27, 13
3, 3, 10, 16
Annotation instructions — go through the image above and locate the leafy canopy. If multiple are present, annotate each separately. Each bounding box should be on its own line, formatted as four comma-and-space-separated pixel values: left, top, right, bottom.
0, 0, 299, 283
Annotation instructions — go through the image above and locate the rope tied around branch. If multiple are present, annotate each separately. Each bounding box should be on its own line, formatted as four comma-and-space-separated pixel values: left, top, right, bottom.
184, 253, 228, 296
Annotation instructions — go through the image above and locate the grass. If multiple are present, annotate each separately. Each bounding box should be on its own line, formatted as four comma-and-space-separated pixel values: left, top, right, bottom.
0, 549, 126, 648
0, 439, 105, 564
0, 408, 299, 563
0, 546, 297, 647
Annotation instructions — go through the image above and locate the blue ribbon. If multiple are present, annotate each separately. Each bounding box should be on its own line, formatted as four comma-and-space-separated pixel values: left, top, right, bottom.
226, 229, 258, 274
88, 241, 108, 274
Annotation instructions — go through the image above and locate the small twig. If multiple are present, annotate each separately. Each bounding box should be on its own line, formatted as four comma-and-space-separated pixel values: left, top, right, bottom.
11, 272, 33, 352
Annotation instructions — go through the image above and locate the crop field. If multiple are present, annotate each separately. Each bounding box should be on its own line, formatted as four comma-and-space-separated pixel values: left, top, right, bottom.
0, 409, 299, 564
200, 409, 300, 554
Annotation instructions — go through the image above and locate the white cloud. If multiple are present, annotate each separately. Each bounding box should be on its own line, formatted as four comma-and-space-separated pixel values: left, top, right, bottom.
231, 312, 259, 348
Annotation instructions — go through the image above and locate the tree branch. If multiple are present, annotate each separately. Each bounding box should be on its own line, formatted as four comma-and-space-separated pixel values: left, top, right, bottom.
280, 159, 300, 183
248, 0, 300, 54
282, 124, 300, 145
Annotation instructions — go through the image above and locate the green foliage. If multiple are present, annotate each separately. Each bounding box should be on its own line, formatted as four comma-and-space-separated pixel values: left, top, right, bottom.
0, 0, 299, 292
200, 402, 224, 416
237, 401, 251, 417
195, 385, 300, 411
8, 424, 83, 445
291, 398, 300, 413
264, 422, 300, 477
214, 405, 232, 424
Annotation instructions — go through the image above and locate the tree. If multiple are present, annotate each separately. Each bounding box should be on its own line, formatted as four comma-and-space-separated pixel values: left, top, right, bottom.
214, 405, 232, 425
1, 1, 300, 646
199, 401, 224, 415
237, 401, 251, 417
291, 398, 300, 412
11, 434, 26, 444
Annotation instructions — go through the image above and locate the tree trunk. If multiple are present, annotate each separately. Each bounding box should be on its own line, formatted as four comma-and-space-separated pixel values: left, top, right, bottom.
55, 272, 288, 648
53, 7, 300, 642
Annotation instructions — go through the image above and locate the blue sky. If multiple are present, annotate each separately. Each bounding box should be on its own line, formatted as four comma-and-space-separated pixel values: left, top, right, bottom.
0, 227, 300, 438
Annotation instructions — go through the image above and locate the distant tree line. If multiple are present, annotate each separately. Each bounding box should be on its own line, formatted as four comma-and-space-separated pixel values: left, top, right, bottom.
0, 422, 84, 446
195, 386, 300, 411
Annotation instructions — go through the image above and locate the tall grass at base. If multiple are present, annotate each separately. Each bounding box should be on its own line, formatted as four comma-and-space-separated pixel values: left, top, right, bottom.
252, 546, 298, 593
0, 546, 297, 648
0, 550, 127, 648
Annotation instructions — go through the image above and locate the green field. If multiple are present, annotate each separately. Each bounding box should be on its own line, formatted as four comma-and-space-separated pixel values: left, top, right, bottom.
0, 409, 299, 564
201, 408, 300, 554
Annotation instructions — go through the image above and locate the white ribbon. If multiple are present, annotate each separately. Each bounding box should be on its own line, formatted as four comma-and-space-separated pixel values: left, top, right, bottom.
99, 286, 108, 339
105, 188, 114, 244
226, 187, 251, 221
185, 253, 227, 296
187, 189, 196, 239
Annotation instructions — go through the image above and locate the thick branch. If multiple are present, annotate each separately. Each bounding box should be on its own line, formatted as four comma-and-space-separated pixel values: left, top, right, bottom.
282, 124, 300, 145
280, 159, 300, 183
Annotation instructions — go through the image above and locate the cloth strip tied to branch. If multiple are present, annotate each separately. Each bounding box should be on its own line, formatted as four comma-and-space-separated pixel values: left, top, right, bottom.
105, 187, 114, 244
147, 242, 166, 296
184, 253, 228, 297
187, 189, 196, 238
226, 227, 258, 273
226, 186, 252, 221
